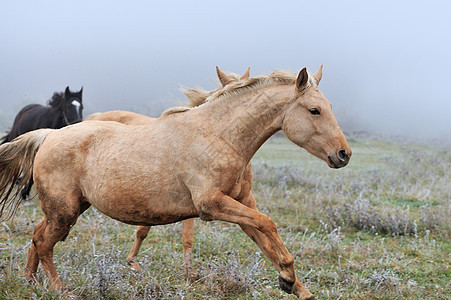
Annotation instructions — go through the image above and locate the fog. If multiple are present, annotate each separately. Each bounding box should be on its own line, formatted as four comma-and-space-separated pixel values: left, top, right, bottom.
1, 1, 450, 140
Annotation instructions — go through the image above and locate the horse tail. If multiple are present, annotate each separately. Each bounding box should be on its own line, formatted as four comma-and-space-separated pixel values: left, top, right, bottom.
0, 128, 54, 221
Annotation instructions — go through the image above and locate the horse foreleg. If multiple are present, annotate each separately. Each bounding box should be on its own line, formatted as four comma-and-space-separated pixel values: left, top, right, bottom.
127, 225, 151, 271
197, 192, 314, 300
238, 192, 279, 268
238, 193, 314, 299
181, 218, 196, 280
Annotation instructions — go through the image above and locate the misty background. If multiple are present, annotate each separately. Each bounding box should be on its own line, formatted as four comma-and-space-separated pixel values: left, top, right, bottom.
1, 1, 450, 140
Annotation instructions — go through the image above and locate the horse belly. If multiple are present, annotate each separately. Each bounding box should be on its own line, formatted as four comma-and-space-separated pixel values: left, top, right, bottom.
84, 183, 198, 226
107, 204, 197, 226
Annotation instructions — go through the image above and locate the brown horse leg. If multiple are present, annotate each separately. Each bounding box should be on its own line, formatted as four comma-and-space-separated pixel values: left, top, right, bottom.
25, 201, 88, 283
25, 217, 66, 289
198, 193, 314, 300
238, 193, 314, 299
126, 225, 151, 271
181, 218, 196, 279
24, 220, 45, 281
60, 202, 91, 242
27, 192, 82, 290
127, 219, 196, 277
238, 193, 279, 267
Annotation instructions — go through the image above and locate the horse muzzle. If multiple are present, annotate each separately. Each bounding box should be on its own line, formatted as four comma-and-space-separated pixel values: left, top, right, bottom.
327, 149, 351, 168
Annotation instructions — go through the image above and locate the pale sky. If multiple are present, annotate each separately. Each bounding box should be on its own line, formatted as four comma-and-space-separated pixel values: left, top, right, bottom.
1, 1, 450, 140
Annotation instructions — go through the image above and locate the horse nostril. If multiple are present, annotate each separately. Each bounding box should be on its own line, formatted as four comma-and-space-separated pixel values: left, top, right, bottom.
338, 149, 348, 162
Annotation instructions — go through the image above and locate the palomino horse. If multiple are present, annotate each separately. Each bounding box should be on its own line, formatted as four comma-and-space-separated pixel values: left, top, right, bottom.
1, 87, 83, 200
0, 66, 351, 299
87, 67, 251, 276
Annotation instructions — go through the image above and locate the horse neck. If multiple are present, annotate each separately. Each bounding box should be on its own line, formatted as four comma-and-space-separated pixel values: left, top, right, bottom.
47, 106, 67, 128
199, 84, 292, 163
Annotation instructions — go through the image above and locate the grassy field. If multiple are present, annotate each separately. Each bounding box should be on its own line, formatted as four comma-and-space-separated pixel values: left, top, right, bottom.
0, 135, 450, 299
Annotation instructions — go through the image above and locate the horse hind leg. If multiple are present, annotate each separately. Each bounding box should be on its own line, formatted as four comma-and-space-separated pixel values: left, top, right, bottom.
181, 218, 197, 280
24, 220, 45, 281
127, 225, 151, 271
26, 193, 82, 289
127, 219, 196, 278
60, 202, 91, 242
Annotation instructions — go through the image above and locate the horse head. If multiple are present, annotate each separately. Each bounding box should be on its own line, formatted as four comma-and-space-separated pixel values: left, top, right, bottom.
283, 66, 351, 168
63, 86, 84, 124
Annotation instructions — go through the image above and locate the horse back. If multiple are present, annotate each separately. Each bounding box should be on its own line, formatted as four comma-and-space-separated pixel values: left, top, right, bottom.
5, 104, 61, 142
90, 110, 153, 125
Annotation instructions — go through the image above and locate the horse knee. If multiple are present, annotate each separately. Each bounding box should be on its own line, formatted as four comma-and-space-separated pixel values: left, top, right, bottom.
279, 253, 294, 270
257, 214, 278, 234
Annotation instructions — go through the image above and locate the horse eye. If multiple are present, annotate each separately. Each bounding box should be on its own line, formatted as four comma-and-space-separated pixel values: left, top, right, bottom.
309, 108, 320, 115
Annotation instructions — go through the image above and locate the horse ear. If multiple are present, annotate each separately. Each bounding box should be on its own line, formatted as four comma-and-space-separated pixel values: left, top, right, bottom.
64, 86, 71, 97
240, 67, 250, 80
216, 66, 232, 87
296, 67, 309, 90
313, 65, 323, 85
80, 87, 83, 96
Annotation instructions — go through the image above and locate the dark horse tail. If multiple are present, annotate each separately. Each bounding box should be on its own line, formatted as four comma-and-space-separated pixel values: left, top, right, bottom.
0, 129, 53, 221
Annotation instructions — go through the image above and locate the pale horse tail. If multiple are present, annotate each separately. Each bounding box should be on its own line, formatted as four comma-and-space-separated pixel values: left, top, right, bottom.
0, 128, 54, 221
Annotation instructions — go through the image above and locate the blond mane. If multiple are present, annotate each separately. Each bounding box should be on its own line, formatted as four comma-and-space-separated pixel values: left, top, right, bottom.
161, 87, 213, 116
182, 87, 214, 107
204, 70, 318, 104
162, 70, 318, 117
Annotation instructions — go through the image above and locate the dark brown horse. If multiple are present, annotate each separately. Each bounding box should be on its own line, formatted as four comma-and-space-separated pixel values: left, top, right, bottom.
1, 86, 83, 199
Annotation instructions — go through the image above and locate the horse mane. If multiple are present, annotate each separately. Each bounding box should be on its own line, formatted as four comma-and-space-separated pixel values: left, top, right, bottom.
161, 70, 318, 117
160, 88, 212, 116
204, 70, 318, 104
182, 87, 214, 107
47, 92, 65, 108
161, 71, 253, 117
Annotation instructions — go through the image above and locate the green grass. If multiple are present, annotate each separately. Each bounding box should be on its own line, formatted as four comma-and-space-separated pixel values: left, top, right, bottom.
0, 136, 450, 299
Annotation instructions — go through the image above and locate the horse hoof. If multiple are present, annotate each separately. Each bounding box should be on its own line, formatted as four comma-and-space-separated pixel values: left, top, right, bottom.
127, 260, 142, 272
279, 276, 294, 294
62, 290, 77, 299
24, 275, 36, 284
186, 271, 200, 283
